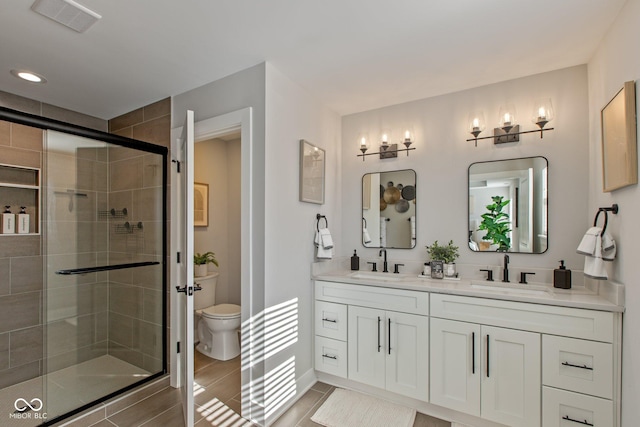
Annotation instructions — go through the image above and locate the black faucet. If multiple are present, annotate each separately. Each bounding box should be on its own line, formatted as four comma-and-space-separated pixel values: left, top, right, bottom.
379, 248, 388, 273
502, 254, 510, 283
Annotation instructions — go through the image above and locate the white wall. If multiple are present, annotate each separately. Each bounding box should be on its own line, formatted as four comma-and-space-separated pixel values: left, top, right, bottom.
341, 66, 590, 273
587, 1, 640, 424
194, 138, 241, 305
264, 62, 341, 401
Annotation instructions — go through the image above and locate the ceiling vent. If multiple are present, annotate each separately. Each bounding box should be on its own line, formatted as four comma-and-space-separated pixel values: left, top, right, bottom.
31, 0, 101, 33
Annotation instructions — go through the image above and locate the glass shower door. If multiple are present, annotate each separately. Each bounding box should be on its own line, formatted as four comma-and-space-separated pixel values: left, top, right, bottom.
42, 130, 166, 422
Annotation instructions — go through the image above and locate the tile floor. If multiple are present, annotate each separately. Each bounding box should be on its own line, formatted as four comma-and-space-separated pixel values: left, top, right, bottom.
47, 351, 450, 427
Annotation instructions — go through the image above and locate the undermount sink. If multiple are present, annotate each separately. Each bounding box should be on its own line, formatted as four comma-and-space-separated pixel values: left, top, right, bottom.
349, 272, 406, 282
470, 282, 551, 296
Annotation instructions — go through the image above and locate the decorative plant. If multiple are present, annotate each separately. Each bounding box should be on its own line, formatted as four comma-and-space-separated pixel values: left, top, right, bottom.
426, 240, 459, 264
194, 251, 219, 267
478, 195, 511, 251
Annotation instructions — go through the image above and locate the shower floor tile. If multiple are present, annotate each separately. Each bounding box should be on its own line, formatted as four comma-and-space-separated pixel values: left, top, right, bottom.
0, 355, 151, 426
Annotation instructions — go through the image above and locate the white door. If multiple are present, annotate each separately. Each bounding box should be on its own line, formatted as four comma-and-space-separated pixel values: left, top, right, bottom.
386, 311, 429, 401
430, 318, 481, 416
348, 306, 385, 389
176, 110, 196, 426
481, 325, 541, 427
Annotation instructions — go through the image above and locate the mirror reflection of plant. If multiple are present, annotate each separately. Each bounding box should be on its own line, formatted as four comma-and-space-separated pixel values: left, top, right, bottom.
478, 196, 511, 251
426, 240, 459, 263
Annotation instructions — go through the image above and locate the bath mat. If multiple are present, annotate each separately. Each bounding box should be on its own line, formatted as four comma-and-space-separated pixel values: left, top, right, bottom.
311, 388, 416, 427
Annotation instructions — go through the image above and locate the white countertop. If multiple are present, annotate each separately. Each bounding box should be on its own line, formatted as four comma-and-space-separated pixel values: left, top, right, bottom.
312, 268, 624, 313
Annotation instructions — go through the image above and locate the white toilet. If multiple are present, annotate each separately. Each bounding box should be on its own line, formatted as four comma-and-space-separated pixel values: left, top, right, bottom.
194, 272, 241, 361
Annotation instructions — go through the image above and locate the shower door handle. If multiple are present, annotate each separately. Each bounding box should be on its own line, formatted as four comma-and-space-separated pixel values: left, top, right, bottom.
176, 285, 197, 296
193, 284, 202, 292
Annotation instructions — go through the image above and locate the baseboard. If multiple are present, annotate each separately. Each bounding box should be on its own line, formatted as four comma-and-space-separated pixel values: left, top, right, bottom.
264, 368, 317, 426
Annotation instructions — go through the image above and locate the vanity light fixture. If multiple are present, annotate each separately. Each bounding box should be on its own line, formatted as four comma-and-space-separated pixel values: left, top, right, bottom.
10, 69, 47, 84
467, 99, 555, 146
357, 128, 416, 161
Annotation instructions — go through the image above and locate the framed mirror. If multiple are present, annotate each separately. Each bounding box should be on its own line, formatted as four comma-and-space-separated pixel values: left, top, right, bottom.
468, 157, 548, 253
362, 169, 416, 248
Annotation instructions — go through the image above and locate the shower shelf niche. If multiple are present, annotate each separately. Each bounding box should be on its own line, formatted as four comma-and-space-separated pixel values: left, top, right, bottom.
0, 163, 40, 235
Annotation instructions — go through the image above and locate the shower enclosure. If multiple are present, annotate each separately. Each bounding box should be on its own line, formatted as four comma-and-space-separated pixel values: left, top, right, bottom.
0, 108, 167, 426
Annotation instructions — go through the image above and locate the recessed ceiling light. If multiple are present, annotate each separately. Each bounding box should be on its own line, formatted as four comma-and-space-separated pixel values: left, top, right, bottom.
10, 69, 47, 84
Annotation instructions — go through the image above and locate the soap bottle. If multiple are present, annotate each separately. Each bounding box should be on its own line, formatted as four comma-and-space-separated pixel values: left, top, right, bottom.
17, 206, 30, 234
351, 250, 360, 271
1, 206, 15, 234
554, 260, 572, 289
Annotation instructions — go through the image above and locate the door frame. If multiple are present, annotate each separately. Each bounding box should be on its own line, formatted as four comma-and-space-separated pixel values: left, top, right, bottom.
170, 107, 255, 419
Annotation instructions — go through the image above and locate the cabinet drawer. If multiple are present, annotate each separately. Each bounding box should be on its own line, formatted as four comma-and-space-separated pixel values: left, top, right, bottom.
315, 336, 347, 378
431, 294, 613, 342
315, 301, 347, 341
315, 280, 428, 315
543, 335, 613, 399
543, 386, 614, 427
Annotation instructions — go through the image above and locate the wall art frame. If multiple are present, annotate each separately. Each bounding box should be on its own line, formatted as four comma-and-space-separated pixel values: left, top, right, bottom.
194, 182, 209, 226
299, 139, 325, 204
601, 80, 638, 192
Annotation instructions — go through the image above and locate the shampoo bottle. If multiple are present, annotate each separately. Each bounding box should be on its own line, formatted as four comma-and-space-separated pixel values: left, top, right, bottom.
17, 206, 30, 234
1, 206, 15, 234
351, 250, 360, 271
554, 260, 572, 289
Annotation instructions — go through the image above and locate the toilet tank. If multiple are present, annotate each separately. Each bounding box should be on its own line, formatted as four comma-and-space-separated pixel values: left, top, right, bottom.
194, 272, 218, 310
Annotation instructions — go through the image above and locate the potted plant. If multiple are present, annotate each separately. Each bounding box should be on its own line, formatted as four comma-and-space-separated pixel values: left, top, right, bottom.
426, 240, 459, 278
478, 195, 511, 252
194, 251, 218, 277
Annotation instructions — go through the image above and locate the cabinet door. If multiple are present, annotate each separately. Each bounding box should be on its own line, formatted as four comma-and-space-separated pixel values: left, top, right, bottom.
348, 306, 385, 389
430, 318, 480, 416
386, 311, 429, 401
482, 326, 541, 427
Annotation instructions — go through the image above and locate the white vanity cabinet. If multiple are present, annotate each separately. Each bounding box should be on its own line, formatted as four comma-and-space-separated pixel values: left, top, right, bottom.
430, 317, 541, 427
348, 305, 429, 400
430, 293, 620, 427
314, 280, 429, 401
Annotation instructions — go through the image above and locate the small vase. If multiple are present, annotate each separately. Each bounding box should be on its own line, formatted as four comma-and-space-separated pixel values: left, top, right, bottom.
444, 263, 457, 278
194, 264, 208, 277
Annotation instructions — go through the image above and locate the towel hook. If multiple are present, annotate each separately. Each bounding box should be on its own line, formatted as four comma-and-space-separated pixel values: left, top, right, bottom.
316, 214, 328, 232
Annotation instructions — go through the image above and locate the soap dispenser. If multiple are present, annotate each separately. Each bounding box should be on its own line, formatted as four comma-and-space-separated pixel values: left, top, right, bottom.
351, 250, 360, 271
17, 206, 30, 234
554, 260, 572, 289
1, 206, 15, 234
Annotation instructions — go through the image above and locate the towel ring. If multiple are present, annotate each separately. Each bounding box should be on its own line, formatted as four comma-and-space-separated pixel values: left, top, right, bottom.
316, 214, 328, 232
593, 210, 609, 236
593, 204, 619, 236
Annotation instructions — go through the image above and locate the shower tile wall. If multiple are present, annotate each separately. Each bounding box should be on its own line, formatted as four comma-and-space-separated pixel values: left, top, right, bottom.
0, 90, 108, 390
0, 120, 42, 390
108, 97, 170, 373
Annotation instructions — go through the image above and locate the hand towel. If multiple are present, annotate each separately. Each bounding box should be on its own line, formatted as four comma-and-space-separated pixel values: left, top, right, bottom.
577, 227, 601, 255
314, 230, 333, 259
584, 233, 608, 280
363, 227, 372, 244
319, 228, 334, 249
602, 231, 616, 261
380, 218, 387, 248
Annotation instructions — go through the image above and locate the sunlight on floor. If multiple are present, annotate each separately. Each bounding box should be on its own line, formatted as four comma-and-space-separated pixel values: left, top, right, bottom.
197, 397, 252, 427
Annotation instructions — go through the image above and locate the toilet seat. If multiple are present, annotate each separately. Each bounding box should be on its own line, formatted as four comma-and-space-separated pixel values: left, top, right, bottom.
199, 303, 241, 319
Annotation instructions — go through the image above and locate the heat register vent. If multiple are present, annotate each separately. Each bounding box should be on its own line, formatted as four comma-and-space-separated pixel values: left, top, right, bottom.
31, 0, 101, 33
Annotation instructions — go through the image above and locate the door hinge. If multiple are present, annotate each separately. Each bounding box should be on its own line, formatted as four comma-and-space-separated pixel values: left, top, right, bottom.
177, 252, 181, 263
177, 342, 181, 353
